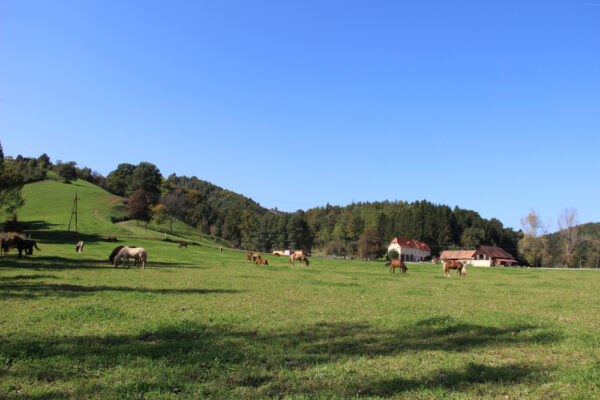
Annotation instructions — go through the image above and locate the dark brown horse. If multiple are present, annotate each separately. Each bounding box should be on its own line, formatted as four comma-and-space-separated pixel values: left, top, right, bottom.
179, 241, 188, 248
107, 236, 118, 242
289, 253, 310, 267
254, 259, 269, 265
11, 236, 41, 258
0, 238, 11, 256
385, 258, 407, 274
444, 260, 466, 277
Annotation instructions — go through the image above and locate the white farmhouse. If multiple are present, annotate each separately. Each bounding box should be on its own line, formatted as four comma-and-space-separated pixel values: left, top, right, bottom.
387, 238, 431, 261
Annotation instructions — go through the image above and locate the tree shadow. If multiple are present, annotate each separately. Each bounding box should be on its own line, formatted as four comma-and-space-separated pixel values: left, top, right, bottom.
0, 278, 241, 299
345, 362, 550, 397
0, 256, 202, 271
0, 317, 561, 397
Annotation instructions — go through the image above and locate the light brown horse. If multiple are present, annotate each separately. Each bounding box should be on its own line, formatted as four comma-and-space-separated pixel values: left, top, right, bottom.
444, 260, 466, 277
252, 253, 261, 262
246, 251, 252, 262
254, 259, 269, 265
385, 258, 407, 274
289, 253, 310, 267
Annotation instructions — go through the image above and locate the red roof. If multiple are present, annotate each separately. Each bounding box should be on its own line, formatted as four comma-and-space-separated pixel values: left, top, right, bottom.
390, 238, 431, 252
439, 250, 476, 260
474, 246, 515, 260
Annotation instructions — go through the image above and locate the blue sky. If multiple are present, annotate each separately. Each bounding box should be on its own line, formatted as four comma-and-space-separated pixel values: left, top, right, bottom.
1, 0, 599, 231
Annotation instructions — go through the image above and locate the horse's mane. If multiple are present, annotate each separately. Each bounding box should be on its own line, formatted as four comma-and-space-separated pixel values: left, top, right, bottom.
109, 246, 125, 263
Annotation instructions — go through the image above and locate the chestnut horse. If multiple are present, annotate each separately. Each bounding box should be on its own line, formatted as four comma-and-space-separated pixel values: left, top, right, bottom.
444, 260, 466, 277
289, 253, 310, 267
252, 253, 261, 262
254, 259, 269, 265
385, 258, 407, 274
246, 251, 252, 262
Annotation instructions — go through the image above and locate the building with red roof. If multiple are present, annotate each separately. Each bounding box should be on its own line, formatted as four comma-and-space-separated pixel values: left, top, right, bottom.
440, 246, 518, 267
387, 238, 431, 261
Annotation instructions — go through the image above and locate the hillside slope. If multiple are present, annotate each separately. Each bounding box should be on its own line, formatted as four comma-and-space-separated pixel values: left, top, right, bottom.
17, 178, 224, 246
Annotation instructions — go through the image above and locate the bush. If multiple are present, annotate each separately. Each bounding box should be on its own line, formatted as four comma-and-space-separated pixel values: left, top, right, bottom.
388, 249, 400, 260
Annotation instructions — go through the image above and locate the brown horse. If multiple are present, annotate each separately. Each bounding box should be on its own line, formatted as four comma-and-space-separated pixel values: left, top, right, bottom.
11, 236, 41, 258
179, 241, 188, 248
254, 259, 269, 265
385, 258, 407, 274
107, 236, 118, 242
444, 260, 466, 277
246, 251, 252, 262
289, 253, 310, 267
252, 253, 261, 262
0, 238, 10, 256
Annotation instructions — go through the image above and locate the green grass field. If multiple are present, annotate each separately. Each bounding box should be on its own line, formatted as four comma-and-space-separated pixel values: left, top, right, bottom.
1, 180, 600, 399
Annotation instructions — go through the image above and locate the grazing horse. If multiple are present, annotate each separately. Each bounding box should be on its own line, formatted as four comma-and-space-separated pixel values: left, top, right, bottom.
385, 258, 407, 274
254, 259, 269, 265
0, 238, 10, 256
179, 241, 188, 248
246, 251, 252, 262
252, 253, 261, 262
11, 236, 41, 258
289, 253, 310, 267
114, 246, 147, 269
444, 260, 466, 277
109, 245, 138, 266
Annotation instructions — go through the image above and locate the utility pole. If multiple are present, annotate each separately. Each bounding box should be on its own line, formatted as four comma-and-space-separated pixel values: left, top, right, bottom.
67, 194, 78, 232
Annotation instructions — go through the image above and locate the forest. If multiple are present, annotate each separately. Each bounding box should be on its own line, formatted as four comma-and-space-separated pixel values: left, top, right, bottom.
2, 145, 599, 267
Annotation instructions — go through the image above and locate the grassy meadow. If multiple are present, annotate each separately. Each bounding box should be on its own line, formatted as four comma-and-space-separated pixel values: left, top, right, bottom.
1, 180, 600, 399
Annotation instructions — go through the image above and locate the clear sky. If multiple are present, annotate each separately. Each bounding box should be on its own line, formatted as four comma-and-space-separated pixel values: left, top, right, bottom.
1, 0, 599, 232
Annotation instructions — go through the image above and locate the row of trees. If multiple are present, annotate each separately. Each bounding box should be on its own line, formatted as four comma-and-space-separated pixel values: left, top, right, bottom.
519, 209, 600, 268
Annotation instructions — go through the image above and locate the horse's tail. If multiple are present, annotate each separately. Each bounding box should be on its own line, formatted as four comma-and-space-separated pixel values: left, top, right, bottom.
304, 257, 309, 267
34, 242, 41, 250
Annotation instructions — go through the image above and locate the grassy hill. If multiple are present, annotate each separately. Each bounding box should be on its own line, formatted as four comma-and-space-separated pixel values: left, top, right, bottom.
16, 177, 226, 247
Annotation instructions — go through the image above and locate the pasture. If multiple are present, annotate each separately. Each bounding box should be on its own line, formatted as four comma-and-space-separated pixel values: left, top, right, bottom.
1, 239, 599, 399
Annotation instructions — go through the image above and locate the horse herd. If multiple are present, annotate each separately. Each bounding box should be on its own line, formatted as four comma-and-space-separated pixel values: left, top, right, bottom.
1, 234, 466, 277
246, 251, 310, 267
0, 236, 41, 258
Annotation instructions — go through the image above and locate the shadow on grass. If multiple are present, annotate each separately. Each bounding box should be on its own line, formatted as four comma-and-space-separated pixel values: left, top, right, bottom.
0, 278, 240, 299
0, 317, 561, 398
0, 256, 203, 271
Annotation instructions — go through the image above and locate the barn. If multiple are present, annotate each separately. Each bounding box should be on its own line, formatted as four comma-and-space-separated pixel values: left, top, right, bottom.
387, 238, 431, 261
440, 246, 518, 267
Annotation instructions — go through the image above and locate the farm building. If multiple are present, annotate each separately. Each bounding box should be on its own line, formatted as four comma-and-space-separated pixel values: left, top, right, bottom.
387, 238, 431, 261
472, 246, 518, 267
438, 250, 476, 264
440, 246, 518, 267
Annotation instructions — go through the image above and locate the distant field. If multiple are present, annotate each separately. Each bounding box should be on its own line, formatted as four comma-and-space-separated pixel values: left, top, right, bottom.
1, 237, 599, 399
